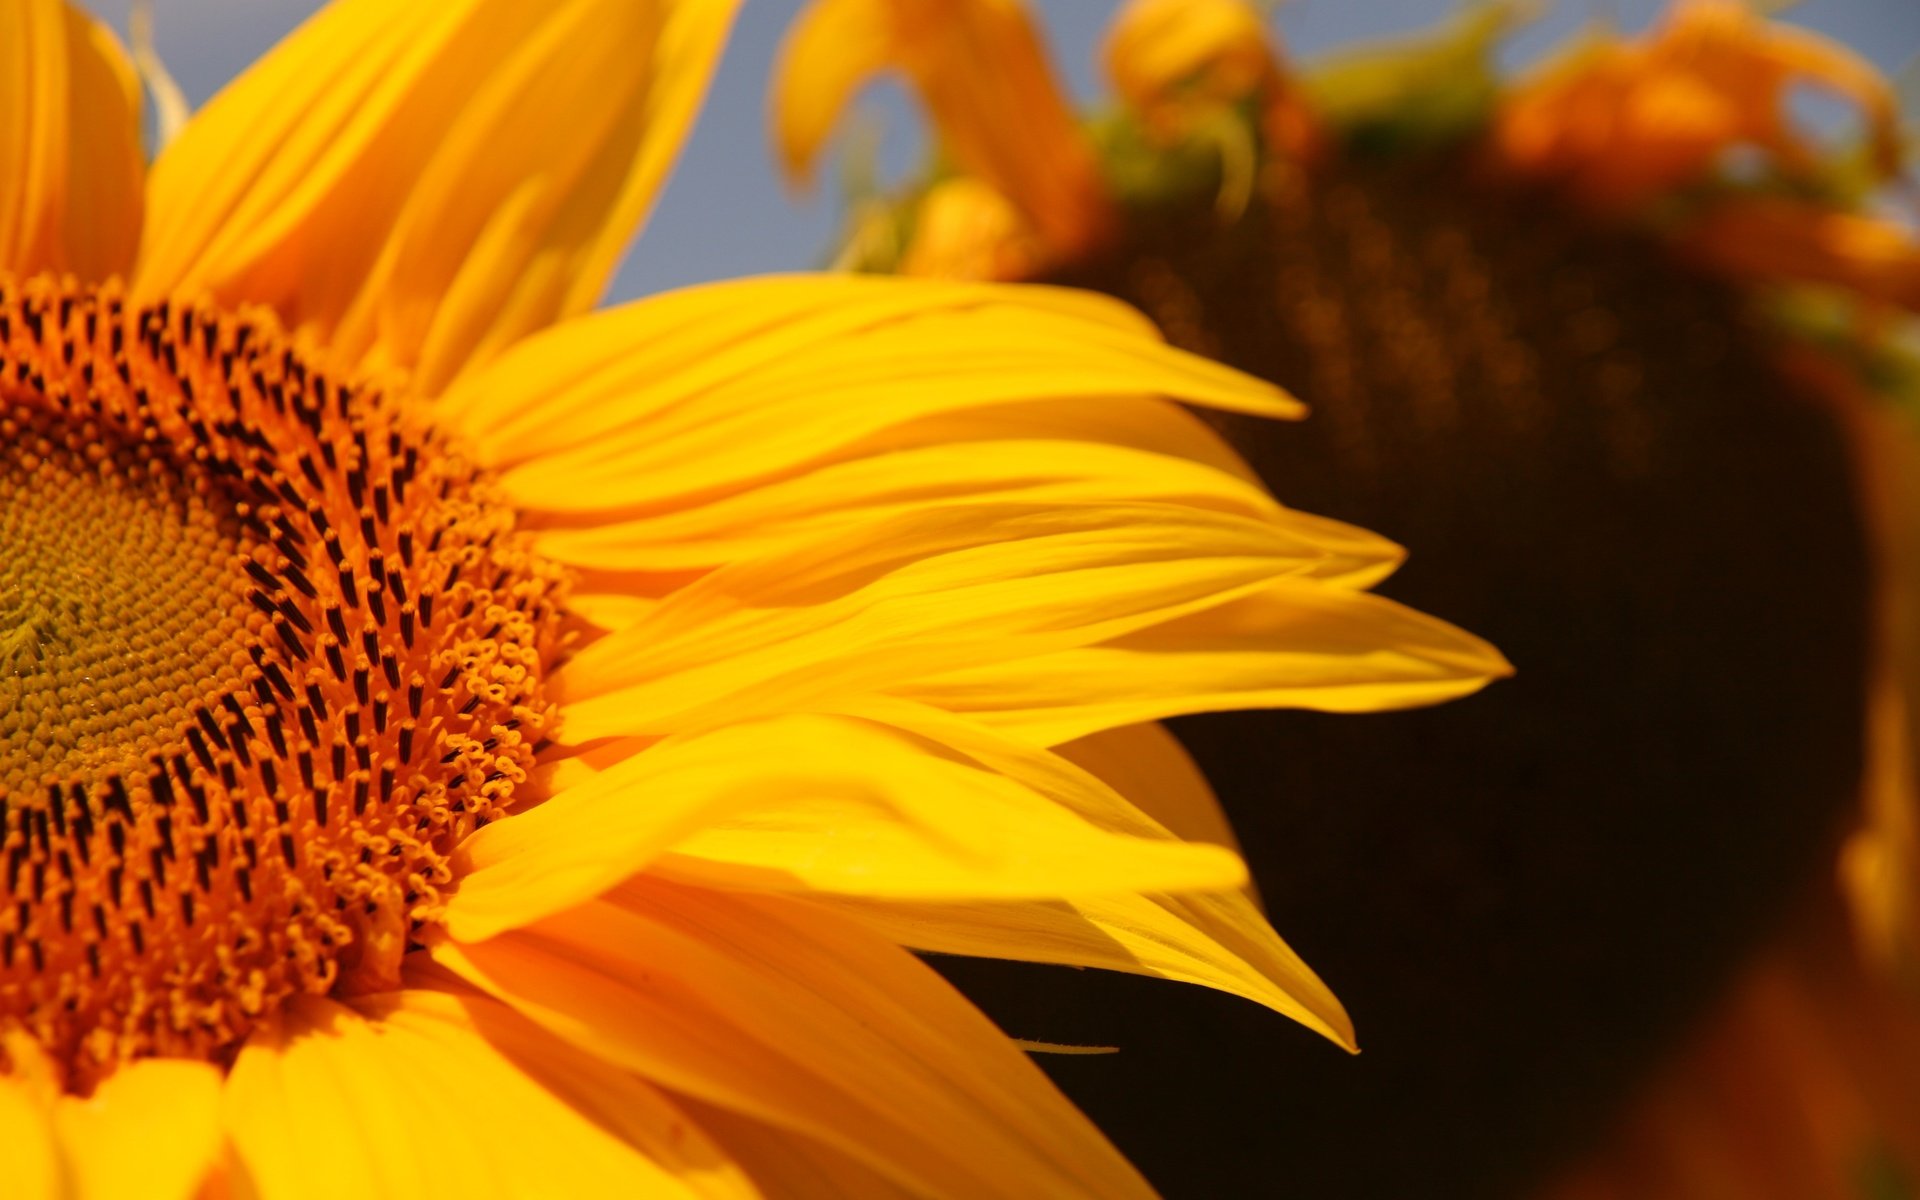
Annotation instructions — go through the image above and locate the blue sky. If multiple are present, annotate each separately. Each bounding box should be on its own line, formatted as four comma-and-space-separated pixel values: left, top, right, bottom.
112, 1, 1920, 304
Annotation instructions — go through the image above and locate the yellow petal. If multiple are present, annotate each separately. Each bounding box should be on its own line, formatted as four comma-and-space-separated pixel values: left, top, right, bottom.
444, 275, 1210, 464
1105, 0, 1277, 130
900, 390, 1268, 482
448, 711, 1246, 942
773, 0, 1111, 257
398, 980, 763, 1200
53, 1060, 222, 1200
0, 0, 143, 280
0, 1072, 59, 1200
553, 500, 1396, 742
650, 712, 1247, 901
903, 575, 1514, 745
769, 0, 894, 188
135, 0, 740, 395
896, 177, 1042, 281
794, 699, 1353, 1045
1059, 721, 1241, 851
432, 878, 1157, 1199
673, 1096, 920, 1200
1055, 723, 1306, 1020
822, 695, 1197, 842
447, 720, 774, 943
532, 437, 1284, 572
224, 988, 736, 1198
821, 888, 1353, 1049
445, 273, 1298, 490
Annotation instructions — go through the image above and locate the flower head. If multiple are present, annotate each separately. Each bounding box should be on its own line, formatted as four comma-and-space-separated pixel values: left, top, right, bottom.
0, 0, 1509, 1195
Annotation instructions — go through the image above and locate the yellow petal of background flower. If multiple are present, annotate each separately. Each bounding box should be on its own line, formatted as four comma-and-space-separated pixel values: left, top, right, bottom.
773, 0, 1110, 257
902, 576, 1514, 745
224, 990, 736, 1198
1104, 0, 1278, 130
554, 501, 1398, 742
135, 0, 739, 394
52, 1060, 222, 1200
0, 0, 143, 280
447, 712, 1246, 943
432, 879, 1157, 1199
769, 0, 892, 187
896, 176, 1043, 280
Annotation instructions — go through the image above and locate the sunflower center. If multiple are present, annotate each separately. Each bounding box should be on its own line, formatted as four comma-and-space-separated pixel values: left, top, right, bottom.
0, 277, 566, 1087
1, 404, 253, 786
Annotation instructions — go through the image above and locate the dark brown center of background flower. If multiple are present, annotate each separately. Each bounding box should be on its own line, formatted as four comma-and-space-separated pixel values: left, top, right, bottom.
948, 150, 1872, 1198
0, 278, 566, 1088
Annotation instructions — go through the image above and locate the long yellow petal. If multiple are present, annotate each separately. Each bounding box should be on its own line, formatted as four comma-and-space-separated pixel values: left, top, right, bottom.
650, 714, 1247, 901
0, 1072, 59, 1200
548, 387, 1280, 616
553, 501, 1398, 742
223, 989, 738, 1198
135, 0, 739, 395
773, 0, 1111, 257
385, 982, 762, 1200
673, 1095, 920, 1200
821, 889, 1354, 1049
447, 720, 768, 943
432, 879, 1157, 1199
798, 699, 1353, 1045
53, 1060, 222, 1200
0, 0, 143, 280
531, 438, 1284, 572
447, 711, 1246, 942
903, 575, 1514, 745
442, 274, 1298, 485
1059, 721, 1242, 851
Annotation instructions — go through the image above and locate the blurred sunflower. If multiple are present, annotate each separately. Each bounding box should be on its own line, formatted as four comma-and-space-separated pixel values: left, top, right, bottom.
774, 0, 1920, 1195
0, 0, 1513, 1195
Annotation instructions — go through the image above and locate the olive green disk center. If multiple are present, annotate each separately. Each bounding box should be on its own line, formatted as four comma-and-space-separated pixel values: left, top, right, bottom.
0, 399, 251, 797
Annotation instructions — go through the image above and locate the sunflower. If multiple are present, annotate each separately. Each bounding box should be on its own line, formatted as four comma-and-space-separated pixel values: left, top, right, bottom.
773, 0, 1920, 1195
0, 0, 1517, 1195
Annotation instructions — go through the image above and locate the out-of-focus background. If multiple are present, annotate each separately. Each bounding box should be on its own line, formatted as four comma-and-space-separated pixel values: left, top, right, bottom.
109, 1, 1919, 303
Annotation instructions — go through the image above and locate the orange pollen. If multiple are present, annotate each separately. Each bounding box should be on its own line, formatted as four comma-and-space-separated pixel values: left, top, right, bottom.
0, 276, 567, 1086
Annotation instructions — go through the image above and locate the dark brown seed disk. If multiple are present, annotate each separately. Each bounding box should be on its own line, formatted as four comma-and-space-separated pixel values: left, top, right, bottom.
949, 150, 1870, 1199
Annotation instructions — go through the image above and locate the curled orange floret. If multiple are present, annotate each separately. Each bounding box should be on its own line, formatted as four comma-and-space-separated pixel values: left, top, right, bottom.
1493, 0, 1902, 211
